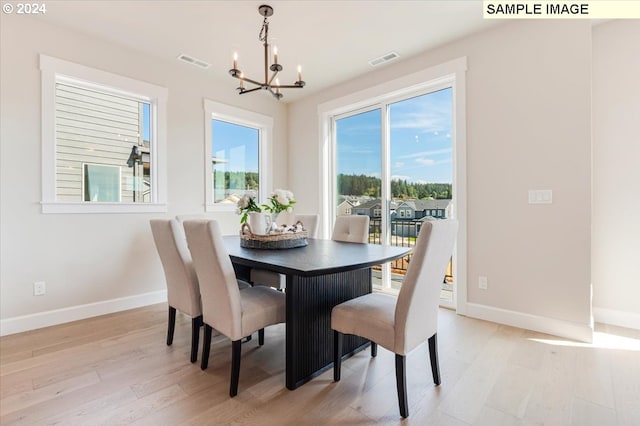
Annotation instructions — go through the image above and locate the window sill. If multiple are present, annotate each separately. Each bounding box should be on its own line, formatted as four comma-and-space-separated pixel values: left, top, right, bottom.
41, 202, 168, 214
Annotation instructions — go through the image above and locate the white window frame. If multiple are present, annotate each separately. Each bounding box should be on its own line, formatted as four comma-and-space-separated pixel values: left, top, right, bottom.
39, 54, 168, 214
203, 99, 272, 212
318, 57, 468, 314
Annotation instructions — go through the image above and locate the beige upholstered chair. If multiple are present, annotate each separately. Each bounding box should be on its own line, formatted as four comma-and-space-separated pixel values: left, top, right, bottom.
250, 213, 320, 290
184, 219, 286, 397
149, 219, 203, 363
331, 215, 370, 243
331, 219, 458, 418
150, 219, 250, 363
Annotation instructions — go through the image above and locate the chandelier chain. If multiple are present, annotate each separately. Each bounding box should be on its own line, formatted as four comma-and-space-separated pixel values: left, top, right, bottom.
259, 17, 269, 42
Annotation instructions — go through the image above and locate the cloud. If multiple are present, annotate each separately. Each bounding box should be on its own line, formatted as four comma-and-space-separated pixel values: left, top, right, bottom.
393, 161, 405, 169
398, 148, 451, 160
416, 158, 436, 166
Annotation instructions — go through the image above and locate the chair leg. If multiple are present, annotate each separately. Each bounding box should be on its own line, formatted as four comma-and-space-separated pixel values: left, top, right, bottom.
371, 342, 377, 357
167, 306, 176, 345
333, 331, 343, 382
190, 315, 202, 363
428, 333, 441, 385
230, 339, 242, 397
244, 334, 252, 343
258, 328, 265, 346
395, 354, 409, 418
201, 324, 213, 370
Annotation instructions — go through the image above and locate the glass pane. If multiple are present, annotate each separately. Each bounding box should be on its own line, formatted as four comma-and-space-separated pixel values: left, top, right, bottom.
211, 119, 260, 203
83, 164, 120, 202
389, 88, 453, 293
335, 109, 382, 284
54, 82, 152, 203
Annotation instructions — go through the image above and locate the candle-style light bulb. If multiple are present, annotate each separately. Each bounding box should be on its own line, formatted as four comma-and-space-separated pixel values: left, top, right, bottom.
275, 78, 281, 93
273, 46, 278, 64
233, 52, 238, 69
297, 65, 302, 82
239, 72, 244, 89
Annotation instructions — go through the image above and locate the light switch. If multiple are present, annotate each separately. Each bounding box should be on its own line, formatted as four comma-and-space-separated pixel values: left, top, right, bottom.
528, 189, 552, 204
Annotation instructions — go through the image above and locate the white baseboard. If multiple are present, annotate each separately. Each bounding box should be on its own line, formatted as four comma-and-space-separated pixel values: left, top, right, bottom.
593, 307, 640, 330
466, 302, 594, 343
0, 290, 167, 337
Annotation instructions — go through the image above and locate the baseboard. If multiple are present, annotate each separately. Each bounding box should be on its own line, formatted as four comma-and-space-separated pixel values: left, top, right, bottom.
466, 302, 594, 343
593, 307, 640, 330
0, 290, 167, 336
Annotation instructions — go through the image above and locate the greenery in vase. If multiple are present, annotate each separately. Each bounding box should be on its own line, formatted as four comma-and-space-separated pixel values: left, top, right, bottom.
262, 189, 296, 214
236, 193, 262, 224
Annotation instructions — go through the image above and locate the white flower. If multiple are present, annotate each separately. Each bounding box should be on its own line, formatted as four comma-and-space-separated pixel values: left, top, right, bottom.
273, 189, 294, 206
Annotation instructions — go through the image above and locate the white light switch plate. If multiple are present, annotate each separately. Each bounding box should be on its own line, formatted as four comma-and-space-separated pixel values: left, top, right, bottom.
528, 189, 552, 204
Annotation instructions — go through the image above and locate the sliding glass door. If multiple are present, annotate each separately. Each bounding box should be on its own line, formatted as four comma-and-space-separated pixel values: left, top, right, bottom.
334, 86, 454, 305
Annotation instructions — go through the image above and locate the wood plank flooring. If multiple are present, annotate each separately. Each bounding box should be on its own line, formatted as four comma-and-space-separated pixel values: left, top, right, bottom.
1, 304, 638, 425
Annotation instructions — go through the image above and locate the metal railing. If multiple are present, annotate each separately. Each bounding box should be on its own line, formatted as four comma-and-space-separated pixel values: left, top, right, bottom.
368, 218, 453, 282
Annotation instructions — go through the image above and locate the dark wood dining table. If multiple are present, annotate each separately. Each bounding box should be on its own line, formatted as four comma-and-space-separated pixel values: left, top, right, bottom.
223, 236, 411, 390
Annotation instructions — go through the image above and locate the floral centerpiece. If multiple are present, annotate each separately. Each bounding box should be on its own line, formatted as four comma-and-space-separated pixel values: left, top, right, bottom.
236, 192, 262, 224
262, 189, 296, 217
236, 189, 296, 225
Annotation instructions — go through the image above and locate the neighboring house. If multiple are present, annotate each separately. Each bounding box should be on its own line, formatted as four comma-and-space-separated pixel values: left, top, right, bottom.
352, 199, 382, 218
396, 199, 452, 220
336, 199, 355, 216
55, 83, 150, 203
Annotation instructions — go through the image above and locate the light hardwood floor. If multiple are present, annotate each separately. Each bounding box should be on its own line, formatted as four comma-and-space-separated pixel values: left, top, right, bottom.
1, 304, 638, 425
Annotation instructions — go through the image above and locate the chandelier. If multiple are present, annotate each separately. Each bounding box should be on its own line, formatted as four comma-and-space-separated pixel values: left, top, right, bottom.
229, 4, 305, 100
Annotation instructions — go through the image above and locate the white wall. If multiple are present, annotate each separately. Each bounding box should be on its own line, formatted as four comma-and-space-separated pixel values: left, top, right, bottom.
592, 20, 640, 329
289, 20, 593, 341
0, 16, 288, 334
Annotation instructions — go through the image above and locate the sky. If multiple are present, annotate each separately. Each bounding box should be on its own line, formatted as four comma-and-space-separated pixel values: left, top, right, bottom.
336, 87, 452, 184
211, 119, 259, 173
209, 87, 452, 184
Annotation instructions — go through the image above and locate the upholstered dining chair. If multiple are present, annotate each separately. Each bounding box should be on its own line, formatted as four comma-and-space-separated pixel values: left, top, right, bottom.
183, 219, 286, 397
150, 219, 250, 363
331, 219, 458, 418
331, 215, 370, 243
250, 213, 320, 290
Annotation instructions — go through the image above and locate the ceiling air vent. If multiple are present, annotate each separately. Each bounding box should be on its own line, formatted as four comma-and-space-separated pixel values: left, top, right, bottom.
177, 53, 210, 69
368, 51, 400, 67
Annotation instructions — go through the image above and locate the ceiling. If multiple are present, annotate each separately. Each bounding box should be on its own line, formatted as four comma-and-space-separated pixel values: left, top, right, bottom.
34, 1, 506, 103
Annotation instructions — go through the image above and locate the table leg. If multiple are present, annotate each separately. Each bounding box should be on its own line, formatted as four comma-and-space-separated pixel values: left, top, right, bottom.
285, 268, 371, 390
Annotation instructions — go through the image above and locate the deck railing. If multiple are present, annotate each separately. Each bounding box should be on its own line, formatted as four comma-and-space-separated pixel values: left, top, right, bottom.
368, 218, 453, 282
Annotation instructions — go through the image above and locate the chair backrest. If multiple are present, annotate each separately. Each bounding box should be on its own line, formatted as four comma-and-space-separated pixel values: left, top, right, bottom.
295, 214, 320, 239
149, 219, 201, 317
394, 219, 458, 355
331, 215, 370, 243
183, 219, 243, 340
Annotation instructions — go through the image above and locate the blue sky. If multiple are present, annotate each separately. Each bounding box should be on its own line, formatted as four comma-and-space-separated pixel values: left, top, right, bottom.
212, 119, 259, 173
209, 87, 452, 183
336, 87, 452, 183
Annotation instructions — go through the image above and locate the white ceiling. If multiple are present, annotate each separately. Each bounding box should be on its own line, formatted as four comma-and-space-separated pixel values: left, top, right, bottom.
35, 1, 505, 102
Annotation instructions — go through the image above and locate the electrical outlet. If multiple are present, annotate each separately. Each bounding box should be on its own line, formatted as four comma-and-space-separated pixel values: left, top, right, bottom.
34, 281, 46, 296
478, 276, 488, 290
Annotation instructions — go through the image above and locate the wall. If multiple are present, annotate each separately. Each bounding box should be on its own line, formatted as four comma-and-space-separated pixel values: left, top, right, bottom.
288, 20, 593, 340
0, 16, 288, 334
592, 20, 640, 329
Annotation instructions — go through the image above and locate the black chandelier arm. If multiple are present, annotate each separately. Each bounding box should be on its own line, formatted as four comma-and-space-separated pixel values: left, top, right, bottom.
267, 70, 279, 86
238, 86, 263, 95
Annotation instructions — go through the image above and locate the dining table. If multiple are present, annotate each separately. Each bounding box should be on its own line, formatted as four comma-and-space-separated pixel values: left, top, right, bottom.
223, 236, 411, 390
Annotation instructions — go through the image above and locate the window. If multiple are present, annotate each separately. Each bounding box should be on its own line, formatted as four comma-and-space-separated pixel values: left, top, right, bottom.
211, 120, 259, 203
204, 100, 272, 211
320, 56, 467, 310
40, 54, 167, 213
